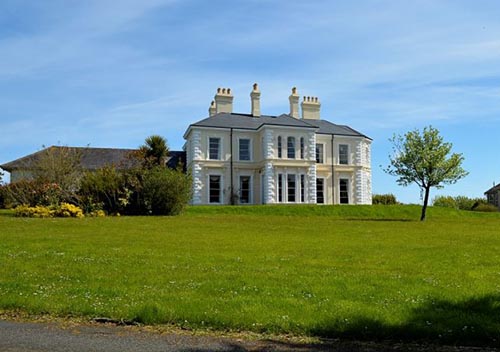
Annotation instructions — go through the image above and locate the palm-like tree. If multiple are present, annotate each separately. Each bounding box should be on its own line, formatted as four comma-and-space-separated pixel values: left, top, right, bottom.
140, 135, 169, 167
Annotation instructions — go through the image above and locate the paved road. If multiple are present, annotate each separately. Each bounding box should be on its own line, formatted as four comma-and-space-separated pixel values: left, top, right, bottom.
0, 320, 496, 352
0, 320, 337, 352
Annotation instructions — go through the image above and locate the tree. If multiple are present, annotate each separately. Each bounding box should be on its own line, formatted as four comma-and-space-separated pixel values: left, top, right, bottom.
33, 146, 83, 192
385, 126, 468, 221
139, 135, 169, 167
0, 168, 3, 184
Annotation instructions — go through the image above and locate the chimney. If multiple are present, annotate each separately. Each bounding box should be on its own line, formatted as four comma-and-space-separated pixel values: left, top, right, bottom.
301, 96, 321, 120
289, 86, 300, 118
250, 83, 261, 117
214, 87, 233, 114
208, 100, 216, 116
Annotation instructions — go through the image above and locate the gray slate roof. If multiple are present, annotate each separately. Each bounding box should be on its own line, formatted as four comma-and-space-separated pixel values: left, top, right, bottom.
0, 146, 186, 172
301, 119, 370, 139
187, 113, 370, 139
189, 113, 316, 131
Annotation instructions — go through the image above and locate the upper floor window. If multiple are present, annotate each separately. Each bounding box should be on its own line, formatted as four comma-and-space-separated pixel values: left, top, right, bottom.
339, 144, 348, 165
316, 144, 324, 163
239, 138, 251, 161
287, 137, 296, 159
209, 137, 221, 160
277, 136, 282, 158
300, 137, 305, 159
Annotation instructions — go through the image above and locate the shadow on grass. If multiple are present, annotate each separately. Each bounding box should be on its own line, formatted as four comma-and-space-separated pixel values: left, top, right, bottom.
344, 218, 415, 222
311, 294, 500, 347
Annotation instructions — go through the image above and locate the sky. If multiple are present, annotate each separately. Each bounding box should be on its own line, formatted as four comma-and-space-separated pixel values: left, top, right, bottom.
0, 0, 499, 204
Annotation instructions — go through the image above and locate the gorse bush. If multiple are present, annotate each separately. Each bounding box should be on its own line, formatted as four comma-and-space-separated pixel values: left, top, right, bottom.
13, 203, 84, 218
372, 194, 397, 205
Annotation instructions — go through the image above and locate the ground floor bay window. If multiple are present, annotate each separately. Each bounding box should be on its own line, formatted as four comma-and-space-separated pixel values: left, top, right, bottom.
287, 174, 296, 202
276, 173, 306, 203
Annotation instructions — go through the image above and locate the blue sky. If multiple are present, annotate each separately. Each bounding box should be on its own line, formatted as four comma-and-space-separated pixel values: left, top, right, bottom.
1, 0, 499, 203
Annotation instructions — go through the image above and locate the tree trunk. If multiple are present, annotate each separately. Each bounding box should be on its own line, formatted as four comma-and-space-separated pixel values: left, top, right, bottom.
420, 186, 431, 221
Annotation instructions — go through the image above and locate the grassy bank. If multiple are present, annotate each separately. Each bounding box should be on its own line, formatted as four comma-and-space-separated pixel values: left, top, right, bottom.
1, 205, 500, 345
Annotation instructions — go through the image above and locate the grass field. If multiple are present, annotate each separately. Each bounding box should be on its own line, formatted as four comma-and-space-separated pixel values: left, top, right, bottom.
1, 205, 500, 346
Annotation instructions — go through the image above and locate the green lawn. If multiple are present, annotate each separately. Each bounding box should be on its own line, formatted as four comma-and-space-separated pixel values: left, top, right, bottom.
1, 205, 500, 346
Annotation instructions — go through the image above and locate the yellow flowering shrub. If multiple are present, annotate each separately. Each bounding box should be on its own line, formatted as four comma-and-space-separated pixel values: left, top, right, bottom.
55, 203, 84, 218
88, 210, 106, 217
14, 203, 85, 218
14, 205, 55, 218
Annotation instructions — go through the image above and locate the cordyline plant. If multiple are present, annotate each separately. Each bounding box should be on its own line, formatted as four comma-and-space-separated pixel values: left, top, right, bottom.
385, 126, 468, 221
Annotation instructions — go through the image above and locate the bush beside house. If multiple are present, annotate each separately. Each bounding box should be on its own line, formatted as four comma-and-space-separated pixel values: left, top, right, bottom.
1, 137, 191, 216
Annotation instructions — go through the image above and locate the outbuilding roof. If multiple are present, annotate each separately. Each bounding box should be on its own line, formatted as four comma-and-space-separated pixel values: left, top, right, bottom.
484, 183, 500, 195
0, 146, 186, 172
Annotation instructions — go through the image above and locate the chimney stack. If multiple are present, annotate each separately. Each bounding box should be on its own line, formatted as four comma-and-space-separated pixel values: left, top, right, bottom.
208, 100, 216, 116
214, 87, 233, 114
301, 96, 321, 120
289, 87, 300, 118
250, 83, 261, 117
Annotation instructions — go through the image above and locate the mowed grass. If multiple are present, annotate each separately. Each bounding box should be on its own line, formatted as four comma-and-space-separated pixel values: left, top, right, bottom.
1, 205, 500, 345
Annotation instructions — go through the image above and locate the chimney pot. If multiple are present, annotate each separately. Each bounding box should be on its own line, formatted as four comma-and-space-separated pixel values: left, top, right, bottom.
301, 94, 321, 120
214, 87, 233, 114
250, 83, 261, 117
289, 86, 300, 118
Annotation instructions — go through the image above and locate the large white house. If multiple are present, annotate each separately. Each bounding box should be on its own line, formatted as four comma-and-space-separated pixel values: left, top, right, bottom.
183, 84, 372, 205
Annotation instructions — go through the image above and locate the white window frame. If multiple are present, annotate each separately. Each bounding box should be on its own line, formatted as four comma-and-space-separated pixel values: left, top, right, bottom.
300, 174, 306, 203
287, 136, 296, 159
316, 143, 324, 164
339, 144, 349, 165
287, 173, 297, 203
339, 177, 350, 204
300, 137, 305, 159
207, 173, 223, 204
277, 136, 283, 159
316, 177, 325, 204
208, 137, 222, 160
238, 138, 252, 161
238, 174, 253, 204
277, 173, 284, 203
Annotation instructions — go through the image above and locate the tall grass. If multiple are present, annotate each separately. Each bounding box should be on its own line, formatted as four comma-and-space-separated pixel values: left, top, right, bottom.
0, 205, 500, 345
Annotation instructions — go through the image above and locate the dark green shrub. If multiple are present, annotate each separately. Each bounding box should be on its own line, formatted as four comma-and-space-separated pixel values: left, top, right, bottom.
79, 166, 130, 215
372, 194, 397, 205
0, 185, 6, 208
433, 195, 492, 211
473, 203, 498, 212
454, 196, 478, 211
142, 167, 192, 215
